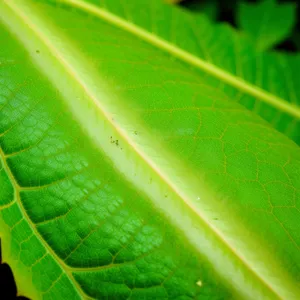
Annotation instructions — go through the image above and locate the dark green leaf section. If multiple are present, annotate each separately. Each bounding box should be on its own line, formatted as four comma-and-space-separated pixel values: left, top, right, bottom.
237, 0, 296, 51
0, 160, 14, 207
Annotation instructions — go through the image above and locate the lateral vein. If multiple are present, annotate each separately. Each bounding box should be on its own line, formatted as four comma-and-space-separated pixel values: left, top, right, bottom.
0, 147, 86, 299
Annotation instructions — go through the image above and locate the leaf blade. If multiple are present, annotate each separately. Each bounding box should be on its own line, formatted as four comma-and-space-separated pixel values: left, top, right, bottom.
0, 0, 300, 299
75, 0, 300, 144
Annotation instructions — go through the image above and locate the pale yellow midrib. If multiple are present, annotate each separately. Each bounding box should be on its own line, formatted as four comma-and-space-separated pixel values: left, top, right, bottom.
0, 1, 286, 299
64, 0, 300, 119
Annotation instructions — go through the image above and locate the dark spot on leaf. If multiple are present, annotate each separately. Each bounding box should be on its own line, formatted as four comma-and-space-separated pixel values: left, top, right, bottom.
110, 137, 120, 147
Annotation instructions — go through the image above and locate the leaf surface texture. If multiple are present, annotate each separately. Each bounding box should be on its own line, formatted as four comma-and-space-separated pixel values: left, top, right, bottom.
0, 0, 300, 299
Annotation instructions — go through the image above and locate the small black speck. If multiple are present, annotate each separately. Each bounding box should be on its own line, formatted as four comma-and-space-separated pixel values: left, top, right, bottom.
164, 194, 168, 198
115, 140, 119, 146
134, 131, 138, 135
213, 218, 218, 221
36, 50, 40, 54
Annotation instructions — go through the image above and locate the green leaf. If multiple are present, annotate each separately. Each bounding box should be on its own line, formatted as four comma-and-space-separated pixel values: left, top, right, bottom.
237, 0, 297, 51
180, 0, 219, 21
70, 0, 300, 146
0, 0, 300, 299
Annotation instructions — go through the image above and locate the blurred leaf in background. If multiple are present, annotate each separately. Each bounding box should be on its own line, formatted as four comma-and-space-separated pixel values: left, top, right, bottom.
177, 0, 299, 52
180, 0, 219, 21
237, 0, 297, 51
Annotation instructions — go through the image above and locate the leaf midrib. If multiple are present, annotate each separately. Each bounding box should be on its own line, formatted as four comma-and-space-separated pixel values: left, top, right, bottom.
66, 0, 300, 119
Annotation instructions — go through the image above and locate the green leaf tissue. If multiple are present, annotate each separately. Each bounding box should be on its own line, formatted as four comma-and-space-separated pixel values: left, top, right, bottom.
0, 0, 299, 299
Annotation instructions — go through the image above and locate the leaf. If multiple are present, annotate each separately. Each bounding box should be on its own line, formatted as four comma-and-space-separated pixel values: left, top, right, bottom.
165, 0, 183, 4
66, 0, 300, 146
180, 0, 219, 21
0, 0, 300, 299
237, 0, 297, 51
52, 0, 300, 147
0, 239, 30, 300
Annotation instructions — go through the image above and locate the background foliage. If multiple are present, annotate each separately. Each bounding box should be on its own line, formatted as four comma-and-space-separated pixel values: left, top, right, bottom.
179, 0, 299, 52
